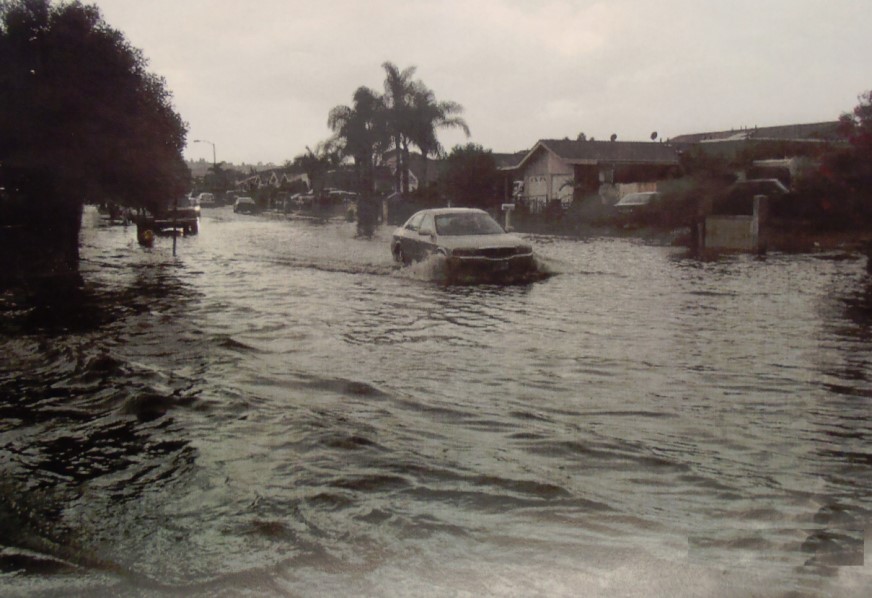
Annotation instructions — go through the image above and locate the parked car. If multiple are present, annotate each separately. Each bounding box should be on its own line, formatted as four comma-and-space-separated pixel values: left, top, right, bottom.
233, 196, 257, 214
391, 208, 535, 282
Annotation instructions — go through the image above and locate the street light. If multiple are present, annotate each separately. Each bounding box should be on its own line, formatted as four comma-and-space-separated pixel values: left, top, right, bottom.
192, 139, 216, 167
193, 139, 223, 201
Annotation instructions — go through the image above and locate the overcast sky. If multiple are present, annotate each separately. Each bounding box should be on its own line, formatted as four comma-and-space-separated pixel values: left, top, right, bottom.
92, 0, 872, 166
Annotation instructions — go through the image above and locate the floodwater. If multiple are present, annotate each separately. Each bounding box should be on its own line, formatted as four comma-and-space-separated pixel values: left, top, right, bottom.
1, 206, 871, 597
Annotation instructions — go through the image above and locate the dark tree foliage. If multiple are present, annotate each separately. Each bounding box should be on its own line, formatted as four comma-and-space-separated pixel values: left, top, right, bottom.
828, 90, 872, 202
838, 90, 872, 152
204, 162, 232, 195
787, 90, 872, 227
444, 143, 500, 208
0, 0, 189, 274
292, 141, 341, 197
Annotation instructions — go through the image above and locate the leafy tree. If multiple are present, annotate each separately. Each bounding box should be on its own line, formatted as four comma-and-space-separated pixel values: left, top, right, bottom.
206, 162, 231, 195
292, 141, 341, 197
0, 0, 189, 276
830, 90, 872, 203
838, 89, 872, 152
444, 143, 500, 208
787, 90, 872, 226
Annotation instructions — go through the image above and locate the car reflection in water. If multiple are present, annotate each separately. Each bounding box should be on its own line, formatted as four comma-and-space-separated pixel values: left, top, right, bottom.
391, 208, 537, 283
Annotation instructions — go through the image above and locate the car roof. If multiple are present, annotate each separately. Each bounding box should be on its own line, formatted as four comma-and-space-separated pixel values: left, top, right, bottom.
411, 207, 488, 217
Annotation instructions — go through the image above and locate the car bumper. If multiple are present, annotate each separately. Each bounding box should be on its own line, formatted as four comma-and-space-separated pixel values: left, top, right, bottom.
445, 253, 535, 281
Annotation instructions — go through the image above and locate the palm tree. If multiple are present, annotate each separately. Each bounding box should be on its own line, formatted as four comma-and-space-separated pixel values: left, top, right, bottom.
327, 86, 388, 195
409, 82, 470, 191
381, 61, 418, 194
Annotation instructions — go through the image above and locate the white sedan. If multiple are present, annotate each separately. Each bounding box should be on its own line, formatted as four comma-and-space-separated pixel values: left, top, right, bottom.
391, 208, 535, 281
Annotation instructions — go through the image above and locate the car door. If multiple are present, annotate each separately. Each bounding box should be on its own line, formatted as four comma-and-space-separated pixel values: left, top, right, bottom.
414, 212, 438, 260
399, 212, 424, 259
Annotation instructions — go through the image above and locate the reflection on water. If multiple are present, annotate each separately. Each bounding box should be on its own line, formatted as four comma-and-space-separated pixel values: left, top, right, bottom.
1, 207, 871, 596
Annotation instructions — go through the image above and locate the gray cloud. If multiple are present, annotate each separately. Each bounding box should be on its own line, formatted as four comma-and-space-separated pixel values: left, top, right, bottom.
94, 0, 872, 164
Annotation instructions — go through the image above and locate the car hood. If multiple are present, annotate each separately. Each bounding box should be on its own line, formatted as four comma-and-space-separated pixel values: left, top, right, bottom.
436, 233, 525, 250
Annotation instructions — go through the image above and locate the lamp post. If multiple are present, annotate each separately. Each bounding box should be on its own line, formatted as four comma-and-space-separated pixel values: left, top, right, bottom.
193, 138, 220, 198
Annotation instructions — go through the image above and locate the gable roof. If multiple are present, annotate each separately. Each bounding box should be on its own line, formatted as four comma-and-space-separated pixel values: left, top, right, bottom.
493, 150, 529, 171
382, 150, 448, 184
515, 139, 680, 170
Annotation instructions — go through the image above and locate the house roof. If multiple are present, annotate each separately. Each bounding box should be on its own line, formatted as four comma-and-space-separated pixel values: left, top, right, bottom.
493, 151, 529, 170
382, 150, 448, 184
669, 121, 842, 144
514, 139, 680, 170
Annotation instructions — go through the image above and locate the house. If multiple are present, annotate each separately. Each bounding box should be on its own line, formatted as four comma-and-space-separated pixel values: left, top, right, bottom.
234, 167, 308, 193
501, 139, 681, 212
382, 150, 447, 192
669, 121, 846, 188
669, 121, 843, 163
669, 121, 841, 146
235, 174, 261, 192
493, 151, 529, 199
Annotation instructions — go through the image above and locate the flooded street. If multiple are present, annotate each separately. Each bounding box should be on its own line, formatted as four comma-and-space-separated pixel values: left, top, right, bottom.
2, 206, 871, 596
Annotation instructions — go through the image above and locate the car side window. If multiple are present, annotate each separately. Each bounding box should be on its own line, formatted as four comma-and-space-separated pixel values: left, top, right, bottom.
405, 213, 424, 231
419, 213, 435, 233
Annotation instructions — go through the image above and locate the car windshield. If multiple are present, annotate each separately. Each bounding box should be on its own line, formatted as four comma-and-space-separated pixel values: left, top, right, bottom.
434, 212, 504, 235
